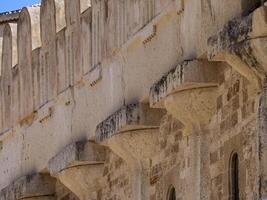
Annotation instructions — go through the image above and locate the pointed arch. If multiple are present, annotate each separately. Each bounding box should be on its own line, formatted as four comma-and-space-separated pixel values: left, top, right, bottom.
167, 185, 176, 200
230, 152, 240, 200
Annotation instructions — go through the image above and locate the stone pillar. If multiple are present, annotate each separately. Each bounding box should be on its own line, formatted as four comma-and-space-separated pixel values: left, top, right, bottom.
208, 4, 267, 199
0, 173, 56, 200
96, 103, 166, 200
150, 60, 219, 200
48, 141, 107, 200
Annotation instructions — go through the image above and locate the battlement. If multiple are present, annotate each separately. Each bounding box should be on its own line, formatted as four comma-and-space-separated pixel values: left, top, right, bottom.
0, 0, 184, 134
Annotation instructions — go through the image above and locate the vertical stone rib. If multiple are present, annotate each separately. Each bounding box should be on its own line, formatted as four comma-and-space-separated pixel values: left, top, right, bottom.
65, 0, 82, 85
1, 24, 14, 130
17, 7, 41, 120
40, 0, 57, 102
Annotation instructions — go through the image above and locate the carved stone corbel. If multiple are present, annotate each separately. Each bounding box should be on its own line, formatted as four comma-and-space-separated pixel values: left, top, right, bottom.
48, 141, 107, 200
0, 173, 56, 200
149, 59, 219, 200
208, 4, 267, 91
150, 60, 219, 135
96, 103, 166, 200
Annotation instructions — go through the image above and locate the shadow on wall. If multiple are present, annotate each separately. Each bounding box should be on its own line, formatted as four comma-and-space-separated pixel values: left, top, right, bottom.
241, 0, 262, 16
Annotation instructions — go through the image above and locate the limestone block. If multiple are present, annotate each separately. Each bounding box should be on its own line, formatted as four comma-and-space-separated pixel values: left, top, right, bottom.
49, 141, 106, 175
208, 4, 267, 89
150, 60, 218, 108
48, 141, 107, 200
96, 103, 166, 143
149, 60, 219, 135
0, 174, 56, 200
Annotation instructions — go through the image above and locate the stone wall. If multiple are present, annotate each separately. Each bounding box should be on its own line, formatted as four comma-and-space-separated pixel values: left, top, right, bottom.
0, 0, 266, 199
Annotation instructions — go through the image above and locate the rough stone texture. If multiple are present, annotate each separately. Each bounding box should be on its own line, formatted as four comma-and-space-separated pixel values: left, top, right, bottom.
0, 1, 266, 200
0, 173, 56, 200
96, 103, 165, 142
48, 141, 107, 200
48, 141, 107, 176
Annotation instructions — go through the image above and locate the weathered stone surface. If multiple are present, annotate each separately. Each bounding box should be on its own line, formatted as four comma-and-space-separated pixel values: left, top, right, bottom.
150, 60, 219, 135
149, 60, 219, 108
0, 174, 56, 200
48, 140, 107, 176
96, 103, 165, 142
208, 4, 267, 88
48, 141, 107, 200
0, 0, 266, 200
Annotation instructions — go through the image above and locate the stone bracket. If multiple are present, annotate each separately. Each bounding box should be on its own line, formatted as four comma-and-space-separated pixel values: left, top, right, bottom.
149, 59, 219, 135
96, 103, 166, 143
48, 141, 107, 200
208, 4, 267, 90
0, 173, 56, 200
96, 103, 165, 200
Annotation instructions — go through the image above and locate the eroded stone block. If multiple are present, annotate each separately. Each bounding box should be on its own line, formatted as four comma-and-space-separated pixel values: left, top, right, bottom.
0, 174, 56, 200
96, 103, 166, 143
49, 141, 106, 176
149, 60, 219, 108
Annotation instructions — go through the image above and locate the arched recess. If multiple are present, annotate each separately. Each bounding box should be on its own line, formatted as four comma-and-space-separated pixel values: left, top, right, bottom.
1, 23, 17, 130
167, 185, 176, 200
230, 152, 240, 200
65, 0, 82, 85
40, 0, 57, 103
17, 6, 41, 119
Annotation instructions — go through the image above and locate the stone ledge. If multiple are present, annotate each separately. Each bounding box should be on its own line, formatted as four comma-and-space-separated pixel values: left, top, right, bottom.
48, 141, 107, 176
208, 4, 267, 88
96, 103, 166, 143
0, 174, 56, 200
149, 60, 219, 108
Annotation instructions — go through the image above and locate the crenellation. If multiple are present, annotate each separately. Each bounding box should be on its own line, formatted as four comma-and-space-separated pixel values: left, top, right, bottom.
1, 23, 15, 130
40, 0, 57, 100
0, 0, 266, 199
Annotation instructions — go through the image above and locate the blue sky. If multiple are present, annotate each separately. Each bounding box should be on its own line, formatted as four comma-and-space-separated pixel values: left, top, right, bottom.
0, 0, 41, 13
